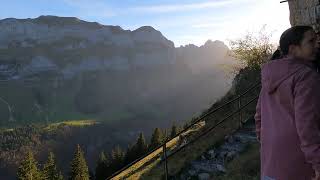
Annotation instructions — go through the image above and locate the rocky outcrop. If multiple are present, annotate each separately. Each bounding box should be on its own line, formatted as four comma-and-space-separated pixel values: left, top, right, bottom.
288, 0, 320, 31
176, 119, 258, 179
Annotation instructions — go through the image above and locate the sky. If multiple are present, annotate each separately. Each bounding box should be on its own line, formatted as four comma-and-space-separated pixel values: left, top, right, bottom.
0, 0, 291, 47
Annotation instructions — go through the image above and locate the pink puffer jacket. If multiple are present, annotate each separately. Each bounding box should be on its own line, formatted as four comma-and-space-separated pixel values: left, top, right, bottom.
255, 57, 320, 180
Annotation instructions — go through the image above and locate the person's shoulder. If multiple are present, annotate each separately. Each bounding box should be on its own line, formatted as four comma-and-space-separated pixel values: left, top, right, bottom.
294, 65, 320, 83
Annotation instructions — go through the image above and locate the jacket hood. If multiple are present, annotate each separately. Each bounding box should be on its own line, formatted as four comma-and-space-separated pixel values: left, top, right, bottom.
262, 58, 316, 94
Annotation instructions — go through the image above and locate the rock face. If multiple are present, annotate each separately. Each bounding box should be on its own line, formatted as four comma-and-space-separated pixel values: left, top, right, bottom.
0, 16, 235, 127
0, 15, 176, 80
288, 0, 320, 31
0, 16, 233, 80
176, 40, 234, 74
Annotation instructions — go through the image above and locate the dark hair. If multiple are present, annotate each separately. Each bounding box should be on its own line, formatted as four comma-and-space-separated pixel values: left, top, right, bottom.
279, 26, 314, 55
270, 49, 282, 60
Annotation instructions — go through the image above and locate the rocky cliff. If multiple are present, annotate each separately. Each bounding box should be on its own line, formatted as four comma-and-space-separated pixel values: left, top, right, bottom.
0, 15, 176, 80
288, 0, 320, 31
0, 16, 235, 128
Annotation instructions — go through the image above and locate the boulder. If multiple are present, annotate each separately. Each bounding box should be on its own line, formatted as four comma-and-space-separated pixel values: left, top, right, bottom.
207, 149, 216, 159
216, 164, 226, 173
198, 173, 210, 180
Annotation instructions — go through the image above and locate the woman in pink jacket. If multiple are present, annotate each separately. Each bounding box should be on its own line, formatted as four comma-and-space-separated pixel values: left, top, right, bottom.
255, 26, 320, 180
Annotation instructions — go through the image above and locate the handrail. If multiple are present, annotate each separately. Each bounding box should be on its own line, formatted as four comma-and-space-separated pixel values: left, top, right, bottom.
166, 95, 259, 159
196, 81, 260, 121
107, 81, 261, 179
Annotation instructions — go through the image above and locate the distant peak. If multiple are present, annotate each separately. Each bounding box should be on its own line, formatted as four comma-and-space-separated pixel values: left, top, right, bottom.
30, 15, 105, 28
179, 44, 199, 48
204, 40, 224, 46
203, 40, 228, 49
37, 15, 79, 21
204, 40, 214, 45
34, 15, 81, 24
133, 26, 157, 33
0, 16, 83, 25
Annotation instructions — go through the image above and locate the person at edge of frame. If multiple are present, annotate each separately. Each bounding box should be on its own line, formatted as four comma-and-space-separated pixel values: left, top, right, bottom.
255, 26, 320, 180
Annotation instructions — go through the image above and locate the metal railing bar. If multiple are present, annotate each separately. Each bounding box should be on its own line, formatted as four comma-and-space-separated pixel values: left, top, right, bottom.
166, 95, 259, 159
165, 81, 261, 143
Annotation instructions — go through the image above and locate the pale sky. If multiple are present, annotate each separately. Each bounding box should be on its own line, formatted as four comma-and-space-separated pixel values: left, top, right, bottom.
0, 0, 291, 47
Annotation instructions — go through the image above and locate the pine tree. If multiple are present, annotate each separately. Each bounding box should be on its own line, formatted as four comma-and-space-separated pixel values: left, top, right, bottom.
95, 151, 110, 180
69, 144, 90, 180
43, 152, 63, 180
163, 129, 169, 141
183, 122, 189, 130
170, 125, 178, 139
89, 170, 94, 180
149, 128, 164, 150
135, 132, 148, 157
17, 150, 42, 180
124, 143, 136, 165
124, 132, 148, 165
110, 145, 124, 172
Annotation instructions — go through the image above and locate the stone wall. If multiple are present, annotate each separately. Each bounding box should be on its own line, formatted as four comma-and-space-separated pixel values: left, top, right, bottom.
288, 0, 320, 31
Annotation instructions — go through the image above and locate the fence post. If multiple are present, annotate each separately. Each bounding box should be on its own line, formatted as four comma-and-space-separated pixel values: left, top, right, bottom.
163, 143, 169, 180
238, 95, 242, 128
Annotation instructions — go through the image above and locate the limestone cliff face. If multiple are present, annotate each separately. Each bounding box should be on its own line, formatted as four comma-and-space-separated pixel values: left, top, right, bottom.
0, 16, 177, 80
0, 16, 235, 126
288, 0, 320, 31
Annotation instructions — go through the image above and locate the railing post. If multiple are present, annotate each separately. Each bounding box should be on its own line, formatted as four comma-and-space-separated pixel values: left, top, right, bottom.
163, 143, 169, 180
238, 95, 242, 128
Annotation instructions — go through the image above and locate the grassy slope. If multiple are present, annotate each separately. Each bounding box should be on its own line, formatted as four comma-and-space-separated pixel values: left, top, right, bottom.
110, 114, 240, 179
112, 136, 180, 180
111, 122, 206, 179
139, 117, 239, 179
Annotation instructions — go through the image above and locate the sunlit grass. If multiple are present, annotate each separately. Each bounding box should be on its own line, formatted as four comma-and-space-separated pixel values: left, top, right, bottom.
139, 118, 238, 179
44, 119, 98, 131
112, 136, 179, 180
111, 122, 206, 179
1, 128, 14, 132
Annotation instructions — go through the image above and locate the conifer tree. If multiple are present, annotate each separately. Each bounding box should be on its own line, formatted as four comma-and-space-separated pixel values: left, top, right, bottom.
149, 128, 164, 150
135, 132, 148, 157
69, 144, 89, 180
95, 151, 110, 180
124, 143, 136, 165
170, 125, 178, 139
110, 145, 125, 171
17, 150, 42, 180
163, 129, 168, 141
43, 152, 63, 180
183, 122, 189, 130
